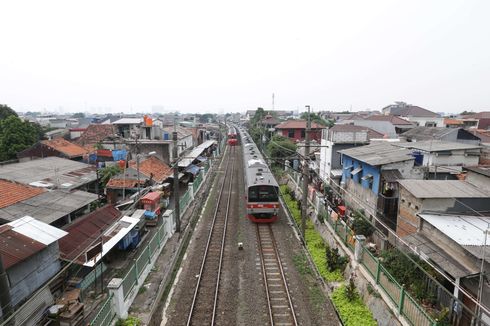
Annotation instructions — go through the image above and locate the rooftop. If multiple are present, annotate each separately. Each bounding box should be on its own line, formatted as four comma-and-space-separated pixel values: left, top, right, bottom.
162, 126, 193, 139
41, 138, 88, 158
275, 119, 324, 130
383, 104, 440, 118
8, 216, 67, 246
178, 140, 216, 167
0, 179, 46, 209
0, 157, 97, 190
113, 118, 143, 125
59, 205, 121, 264
128, 156, 172, 183
329, 124, 384, 139
0, 225, 46, 269
105, 178, 141, 189
401, 127, 458, 140
0, 190, 98, 224
395, 140, 481, 152
76, 124, 116, 147
339, 142, 414, 166
365, 115, 414, 125
399, 180, 490, 198
465, 166, 490, 177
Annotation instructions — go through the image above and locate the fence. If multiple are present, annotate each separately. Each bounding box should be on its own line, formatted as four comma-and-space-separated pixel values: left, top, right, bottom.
79, 263, 107, 298
193, 172, 203, 193
285, 174, 439, 326
89, 294, 115, 326
121, 219, 168, 299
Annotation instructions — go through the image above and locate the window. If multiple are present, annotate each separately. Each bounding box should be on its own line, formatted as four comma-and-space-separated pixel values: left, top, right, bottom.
301, 129, 306, 138
288, 129, 295, 138
248, 186, 279, 202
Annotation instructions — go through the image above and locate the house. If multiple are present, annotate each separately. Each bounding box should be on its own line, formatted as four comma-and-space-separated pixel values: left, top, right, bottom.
105, 156, 173, 203
318, 125, 382, 188
364, 115, 415, 134
274, 120, 324, 142
465, 166, 490, 193
260, 115, 282, 129
382, 102, 444, 127
162, 126, 194, 160
395, 141, 481, 168
396, 180, 490, 237
402, 213, 490, 323
17, 138, 89, 162
0, 216, 67, 310
75, 124, 117, 150
339, 142, 422, 228
352, 120, 398, 138
462, 112, 490, 130
113, 117, 144, 138
58, 205, 138, 267
401, 127, 481, 145
0, 157, 97, 192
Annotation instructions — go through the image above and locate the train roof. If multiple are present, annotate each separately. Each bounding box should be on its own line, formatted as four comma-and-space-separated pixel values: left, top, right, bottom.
237, 125, 279, 189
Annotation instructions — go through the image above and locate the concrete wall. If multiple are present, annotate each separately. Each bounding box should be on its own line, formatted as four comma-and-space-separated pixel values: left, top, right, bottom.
7, 243, 61, 306
344, 178, 378, 218
422, 150, 480, 167
406, 116, 445, 127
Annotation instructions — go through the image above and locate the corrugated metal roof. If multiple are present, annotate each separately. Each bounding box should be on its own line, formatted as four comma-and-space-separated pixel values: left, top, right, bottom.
395, 140, 481, 152
339, 142, 414, 166
0, 225, 46, 269
59, 205, 121, 264
112, 118, 143, 124
0, 157, 96, 190
399, 180, 490, 198
419, 213, 490, 247
178, 140, 216, 167
0, 190, 98, 224
8, 216, 67, 245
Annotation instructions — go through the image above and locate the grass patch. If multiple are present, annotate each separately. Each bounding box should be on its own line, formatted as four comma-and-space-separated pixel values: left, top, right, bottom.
332, 285, 377, 326
292, 254, 312, 276
281, 185, 344, 282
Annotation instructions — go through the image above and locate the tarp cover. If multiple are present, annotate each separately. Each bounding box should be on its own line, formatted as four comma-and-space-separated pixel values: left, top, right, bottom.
185, 164, 200, 175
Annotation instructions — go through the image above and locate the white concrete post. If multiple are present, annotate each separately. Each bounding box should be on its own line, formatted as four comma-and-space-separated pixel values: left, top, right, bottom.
162, 209, 175, 235
188, 182, 194, 201
354, 235, 366, 263
107, 278, 128, 319
201, 168, 206, 182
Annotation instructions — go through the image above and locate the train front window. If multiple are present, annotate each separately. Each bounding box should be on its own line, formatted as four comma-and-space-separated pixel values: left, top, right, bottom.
248, 186, 278, 202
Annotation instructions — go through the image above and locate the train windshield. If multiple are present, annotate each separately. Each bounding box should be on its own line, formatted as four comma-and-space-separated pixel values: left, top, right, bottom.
248, 185, 278, 202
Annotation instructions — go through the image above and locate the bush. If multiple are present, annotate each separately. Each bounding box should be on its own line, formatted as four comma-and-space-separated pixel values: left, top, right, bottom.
116, 316, 141, 326
350, 211, 374, 237
325, 245, 348, 273
332, 285, 377, 326
345, 277, 358, 302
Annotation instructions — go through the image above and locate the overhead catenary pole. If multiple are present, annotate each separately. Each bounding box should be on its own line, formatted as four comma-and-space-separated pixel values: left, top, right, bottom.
301, 105, 311, 240
173, 114, 181, 233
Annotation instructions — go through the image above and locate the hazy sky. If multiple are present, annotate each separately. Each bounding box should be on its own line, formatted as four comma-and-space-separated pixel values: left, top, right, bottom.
1, 0, 489, 114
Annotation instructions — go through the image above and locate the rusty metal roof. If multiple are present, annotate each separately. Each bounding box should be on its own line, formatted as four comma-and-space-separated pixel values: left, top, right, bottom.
58, 205, 121, 264
0, 225, 46, 269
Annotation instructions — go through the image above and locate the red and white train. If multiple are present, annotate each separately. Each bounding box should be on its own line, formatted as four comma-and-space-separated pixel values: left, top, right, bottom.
227, 126, 238, 146
237, 126, 280, 222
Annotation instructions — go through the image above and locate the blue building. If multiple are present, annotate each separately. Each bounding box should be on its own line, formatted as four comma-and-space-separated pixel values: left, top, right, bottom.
339, 142, 420, 230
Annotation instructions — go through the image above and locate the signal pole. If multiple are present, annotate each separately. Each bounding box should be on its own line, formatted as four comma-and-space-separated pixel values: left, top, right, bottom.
301, 105, 311, 240
173, 115, 181, 233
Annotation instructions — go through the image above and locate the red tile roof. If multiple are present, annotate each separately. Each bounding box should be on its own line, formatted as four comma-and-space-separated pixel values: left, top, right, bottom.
128, 156, 172, 183
76, 124, 116, 147
58, 205, 121, 264
365, 115, 414, 125
0, 179, 46, 209
275, 120, 324, 129
0, 225, 46, 269
444, 118, 465, 125
41, 138, 89, 158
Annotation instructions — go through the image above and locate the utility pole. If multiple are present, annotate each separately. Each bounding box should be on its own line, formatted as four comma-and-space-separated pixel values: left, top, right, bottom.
301, 105, 311, 240
0, 255, 13, 323
173, 114, 181, 233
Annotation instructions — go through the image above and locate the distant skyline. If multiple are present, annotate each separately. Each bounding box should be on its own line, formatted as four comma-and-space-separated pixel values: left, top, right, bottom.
1, 0, 489, 114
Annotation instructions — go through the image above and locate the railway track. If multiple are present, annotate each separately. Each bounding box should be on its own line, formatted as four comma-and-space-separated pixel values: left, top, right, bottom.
257, 224, 298, 326
186, 148, 236, 326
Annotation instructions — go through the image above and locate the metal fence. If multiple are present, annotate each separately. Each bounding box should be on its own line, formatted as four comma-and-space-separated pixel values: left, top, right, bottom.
193, 173, 203, 193
179, 190, 191, 210
120, 219, 168, 299
89, 294, 115, 326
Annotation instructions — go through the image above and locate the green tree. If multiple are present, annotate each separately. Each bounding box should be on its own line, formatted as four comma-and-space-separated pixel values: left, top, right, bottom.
0, 104, 18, 120
300, 112, 331, 126
0, 116, 41, 161
72, 112, 85, 118
266, 135, 297, 162
98, 165, 122, 188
